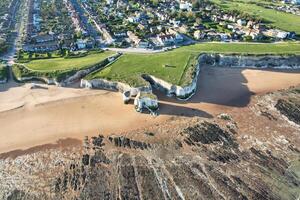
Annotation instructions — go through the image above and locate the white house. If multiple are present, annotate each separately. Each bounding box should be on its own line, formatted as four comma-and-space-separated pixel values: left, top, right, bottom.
127, 16, 140, 23
277, 30, 290, 39
106, 0, 113, 5
169, 19, 181, 28
237, 19, 247, 26
179, 1, 192, 11
194, 30, 202, 40
263, 29, 290, 39
157, 34, 176, 46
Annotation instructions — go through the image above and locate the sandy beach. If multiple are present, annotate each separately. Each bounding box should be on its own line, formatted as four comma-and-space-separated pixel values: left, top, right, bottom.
0, 67, 300, 153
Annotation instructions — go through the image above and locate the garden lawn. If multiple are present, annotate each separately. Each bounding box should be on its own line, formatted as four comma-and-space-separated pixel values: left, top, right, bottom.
87, 42, 300, 87
24, 51, 115, 71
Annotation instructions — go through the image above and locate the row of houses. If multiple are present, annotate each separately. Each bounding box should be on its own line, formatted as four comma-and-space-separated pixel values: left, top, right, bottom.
211, 10, 294, 41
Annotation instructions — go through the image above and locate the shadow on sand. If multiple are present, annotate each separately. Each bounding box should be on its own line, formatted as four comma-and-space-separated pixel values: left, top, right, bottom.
158, 102, 213, 118
154, 67, 300, 117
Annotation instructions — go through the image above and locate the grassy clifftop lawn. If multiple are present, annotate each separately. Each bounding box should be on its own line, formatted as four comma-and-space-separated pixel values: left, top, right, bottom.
87, 42, 300, 87
24, 51, 115, 71
13, 51, 115, 82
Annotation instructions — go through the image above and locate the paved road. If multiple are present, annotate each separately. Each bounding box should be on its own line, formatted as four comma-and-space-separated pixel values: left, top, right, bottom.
105, 47, 165, 54
0, 0, 28, 84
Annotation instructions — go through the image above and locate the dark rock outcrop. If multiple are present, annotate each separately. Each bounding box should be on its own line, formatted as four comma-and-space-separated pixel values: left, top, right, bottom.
108, 136, 151, 150
275, 98, 300, 124
182, 121, 238, 147
48, 121, 300, 200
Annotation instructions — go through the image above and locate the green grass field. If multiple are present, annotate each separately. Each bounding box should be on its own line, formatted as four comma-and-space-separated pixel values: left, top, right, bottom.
212, 0, 300, 34
87, 50, 199, 87
24, 51, 115, 71
87, 42, 300, 87
13, 51, 116, 82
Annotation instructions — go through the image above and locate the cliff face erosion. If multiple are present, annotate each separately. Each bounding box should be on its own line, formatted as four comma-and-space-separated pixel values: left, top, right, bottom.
1, 85, 300, 200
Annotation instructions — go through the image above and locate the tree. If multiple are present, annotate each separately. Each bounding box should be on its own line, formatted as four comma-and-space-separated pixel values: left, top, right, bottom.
29, 52, 33, 59
150, 0, 159, 6
17, 50, 24, 60
243, 36, 253, 42
60, 48, 67, 57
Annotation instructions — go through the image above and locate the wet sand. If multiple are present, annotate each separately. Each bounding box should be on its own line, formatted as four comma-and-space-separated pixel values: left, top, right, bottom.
1, 67, 300, 153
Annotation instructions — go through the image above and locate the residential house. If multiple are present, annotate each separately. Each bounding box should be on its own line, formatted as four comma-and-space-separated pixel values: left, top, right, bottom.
138, 40, 150, 48
127, 31, 141, 46
33, 34, 55, 43
157, 34, 176, 46
76, 39, 86, 49
237, 19, 246, 26
179, 1, 192, 11
263, 29, 290, 39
